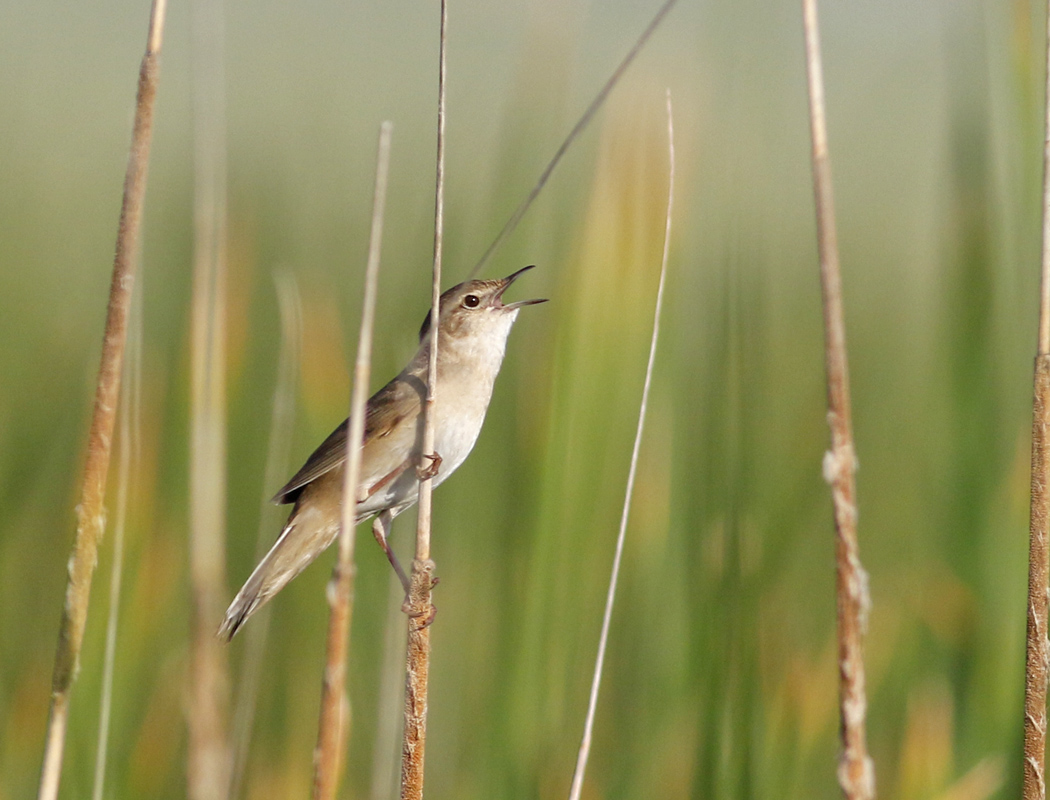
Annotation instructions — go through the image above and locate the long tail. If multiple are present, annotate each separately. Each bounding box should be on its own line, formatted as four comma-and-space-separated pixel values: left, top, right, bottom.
218, 502, 339, 641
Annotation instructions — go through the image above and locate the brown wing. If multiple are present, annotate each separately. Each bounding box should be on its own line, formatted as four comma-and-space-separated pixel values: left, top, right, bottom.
271, 372, 423, 505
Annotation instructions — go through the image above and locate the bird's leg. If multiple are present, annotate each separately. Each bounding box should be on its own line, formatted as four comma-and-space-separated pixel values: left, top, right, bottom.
366, 449, 442, 498
372, 512, 439, 623
416, 451, 442, 480
366, 459, 412, 498
372, 509, 410, 593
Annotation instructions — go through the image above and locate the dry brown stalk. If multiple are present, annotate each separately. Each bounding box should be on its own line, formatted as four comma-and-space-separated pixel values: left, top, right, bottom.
400, 560, 437, 800
1027, 357, 1050, 800
567, 89, 674, 800
312, 121, 394, 800
1023, 3, 1050, 797
399, 1, 447, 797
36, 4, 167, 799
801, 1, 875, 798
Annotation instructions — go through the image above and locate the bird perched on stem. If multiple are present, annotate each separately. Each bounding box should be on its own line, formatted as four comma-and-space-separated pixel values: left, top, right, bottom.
219, 265, 546, 641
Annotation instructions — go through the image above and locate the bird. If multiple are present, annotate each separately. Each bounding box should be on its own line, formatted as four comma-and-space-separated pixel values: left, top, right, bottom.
218, 265, 547, 640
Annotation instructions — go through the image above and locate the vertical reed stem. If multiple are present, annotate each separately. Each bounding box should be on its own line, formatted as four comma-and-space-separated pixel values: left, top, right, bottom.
1022, 2, 1050, 797
401, 3, 446, 798
1027, 359, 1050, 800
312, 121, 393, 800
801, 2, 875, 798
37, 4, 167, 798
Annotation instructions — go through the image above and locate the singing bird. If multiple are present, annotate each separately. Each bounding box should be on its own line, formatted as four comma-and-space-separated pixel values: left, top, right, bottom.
219, 266, 547, 640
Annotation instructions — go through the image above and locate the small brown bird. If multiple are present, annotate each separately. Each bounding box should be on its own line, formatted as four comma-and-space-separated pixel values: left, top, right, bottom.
219, 266, 547, 640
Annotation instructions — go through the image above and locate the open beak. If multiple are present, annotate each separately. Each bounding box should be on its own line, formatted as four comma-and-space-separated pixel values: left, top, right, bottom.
496, 265, 549, 309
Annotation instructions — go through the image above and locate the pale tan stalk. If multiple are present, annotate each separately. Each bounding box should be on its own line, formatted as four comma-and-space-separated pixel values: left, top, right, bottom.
187, 0, 233, 794
312, 121, 394, 800
567, 90, 674, 800
230, 272, 302, 800
469, 0, 679, 279
400, 3, 446, 798
91, 281, 142, 800
37, 4, 167, 798
1023, 1, 1050, 797
801, 2, 875, 798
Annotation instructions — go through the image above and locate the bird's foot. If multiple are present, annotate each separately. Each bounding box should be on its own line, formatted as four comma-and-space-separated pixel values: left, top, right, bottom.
402, 598, 438, 629
416, 451, 442, 481
401, 570, 439, 629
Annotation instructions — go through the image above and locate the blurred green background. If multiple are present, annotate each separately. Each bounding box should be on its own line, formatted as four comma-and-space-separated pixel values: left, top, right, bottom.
0, 0, 1044, 797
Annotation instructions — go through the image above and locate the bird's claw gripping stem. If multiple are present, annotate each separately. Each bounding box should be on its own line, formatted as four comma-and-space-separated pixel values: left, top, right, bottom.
416, 452, 442, 481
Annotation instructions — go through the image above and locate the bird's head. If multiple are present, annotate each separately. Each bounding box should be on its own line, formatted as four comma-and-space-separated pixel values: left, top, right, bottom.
418, 265, 548, 345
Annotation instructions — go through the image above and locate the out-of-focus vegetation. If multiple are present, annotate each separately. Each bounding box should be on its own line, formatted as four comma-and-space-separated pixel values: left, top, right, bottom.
0, 0, 1044, 797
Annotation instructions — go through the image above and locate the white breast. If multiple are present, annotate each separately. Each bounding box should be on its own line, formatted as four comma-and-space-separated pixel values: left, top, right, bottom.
355, 307, 520, 516
430, 307, 518, 486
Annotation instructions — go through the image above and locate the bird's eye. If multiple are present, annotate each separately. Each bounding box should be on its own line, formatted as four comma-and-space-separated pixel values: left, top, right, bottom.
463, 294, 480, 308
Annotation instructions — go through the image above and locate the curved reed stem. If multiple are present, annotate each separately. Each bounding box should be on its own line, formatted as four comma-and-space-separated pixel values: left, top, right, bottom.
568, 89, 674, 800
467, 0, 679, 279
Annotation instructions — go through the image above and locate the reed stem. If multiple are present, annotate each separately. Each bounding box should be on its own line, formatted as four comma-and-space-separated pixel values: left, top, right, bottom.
312, 121, 393, 800
801, 1, 875, 797
37, 4, 167, 797
1022, 2, 1050, 797
567, 89, 674, 800
400, 2, 447, 797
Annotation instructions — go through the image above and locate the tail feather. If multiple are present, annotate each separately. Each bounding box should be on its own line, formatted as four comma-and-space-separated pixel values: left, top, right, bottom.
218, 568, 269, 642
218, 502, 339, 641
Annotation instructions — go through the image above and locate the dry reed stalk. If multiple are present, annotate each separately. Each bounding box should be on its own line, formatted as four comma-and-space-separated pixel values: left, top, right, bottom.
36, 4, 167, 798
801, 2, 875, 798
229, 272, 302, 800
187, 0, 233, 794
1027, 357, 1050, 800
567, 90, 675, 800
400, 3, 447, 798
91, 284, 142, 800
312, 121, 394, 800
469, 0, 679, 279
1022, 2, 1050, 796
